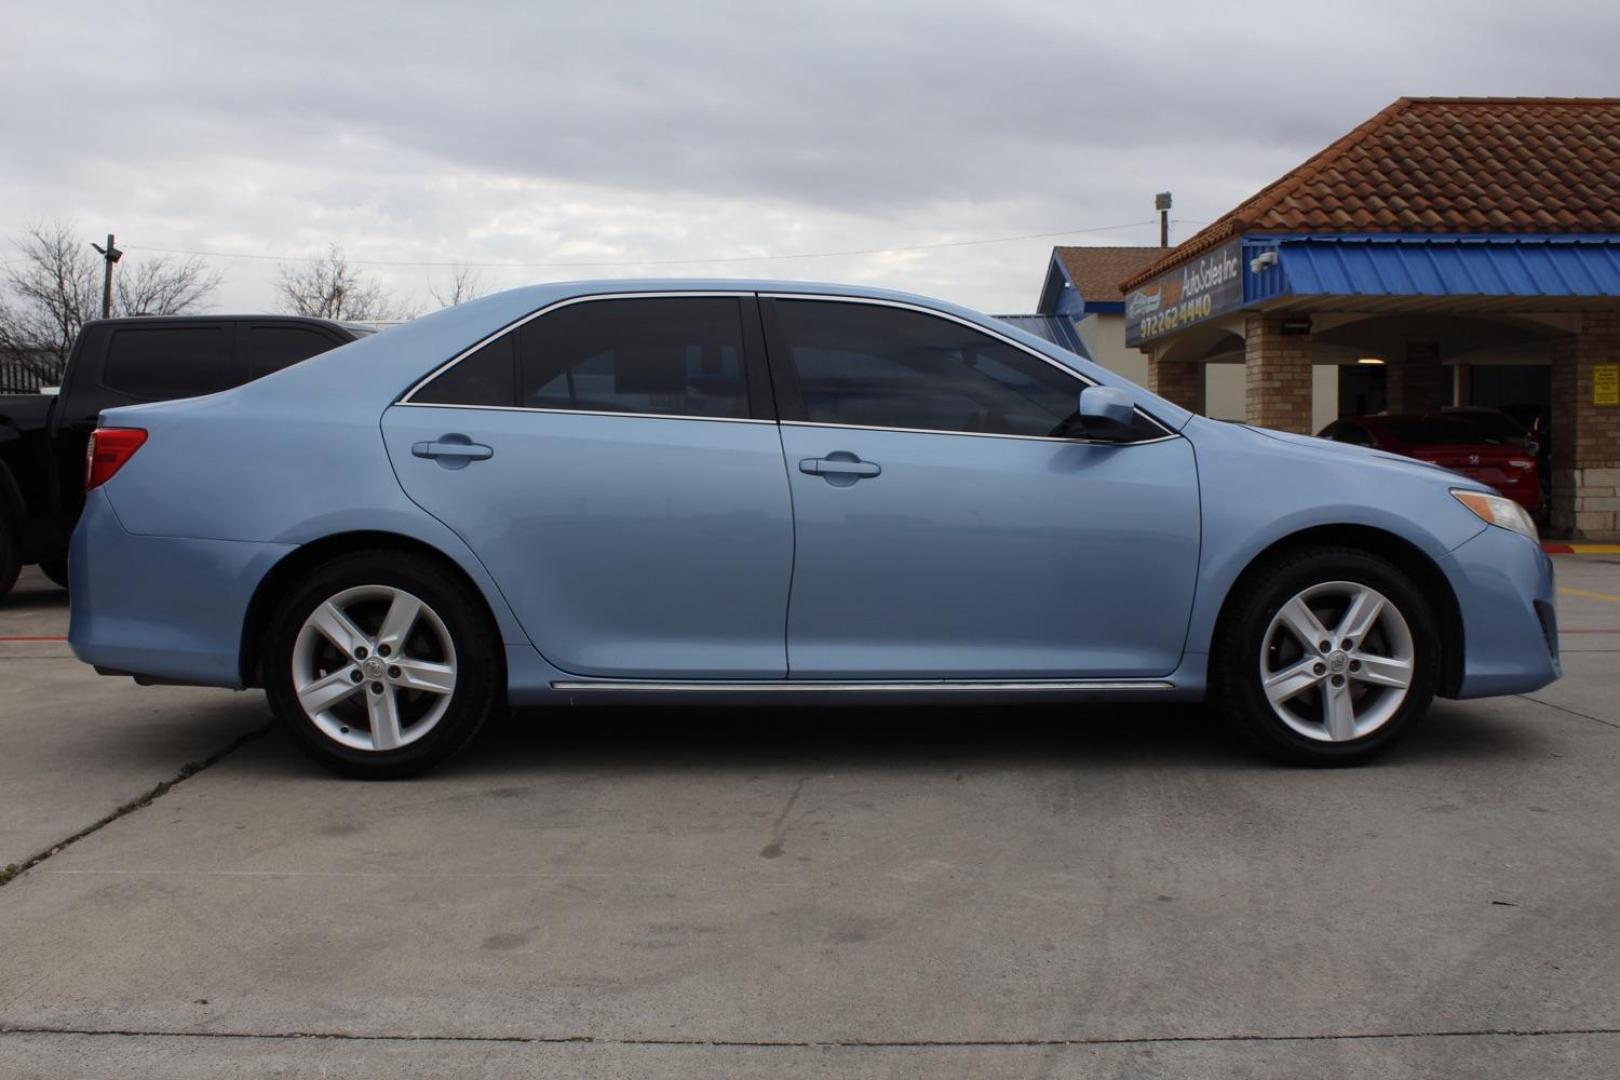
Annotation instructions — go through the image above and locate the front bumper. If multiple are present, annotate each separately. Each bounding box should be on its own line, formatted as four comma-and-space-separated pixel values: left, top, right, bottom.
1439, 523, 1560, 698
68, 488, 293, 688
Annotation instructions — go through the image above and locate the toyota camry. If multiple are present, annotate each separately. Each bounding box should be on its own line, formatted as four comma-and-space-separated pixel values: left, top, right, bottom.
68, 281, 1560, 776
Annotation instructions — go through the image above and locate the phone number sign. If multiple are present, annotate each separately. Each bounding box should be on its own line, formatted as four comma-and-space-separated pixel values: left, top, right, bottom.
1124, 240, 1245, 347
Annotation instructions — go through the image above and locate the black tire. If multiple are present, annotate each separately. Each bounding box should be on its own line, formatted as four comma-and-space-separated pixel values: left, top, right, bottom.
263, 550, 504, 778
0, 517, 19, 603
1213, 546, 1440, 766
38, 558, 70, 590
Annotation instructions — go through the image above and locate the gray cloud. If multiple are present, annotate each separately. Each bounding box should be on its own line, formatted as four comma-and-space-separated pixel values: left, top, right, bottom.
4, 0, 1618, 314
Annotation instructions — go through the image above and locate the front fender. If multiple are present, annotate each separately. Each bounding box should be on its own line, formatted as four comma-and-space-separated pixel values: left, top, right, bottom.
1180, 419, 1488, 659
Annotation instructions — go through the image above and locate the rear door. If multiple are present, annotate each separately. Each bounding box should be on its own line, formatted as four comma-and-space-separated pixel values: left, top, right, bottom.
382, 294, 795, 678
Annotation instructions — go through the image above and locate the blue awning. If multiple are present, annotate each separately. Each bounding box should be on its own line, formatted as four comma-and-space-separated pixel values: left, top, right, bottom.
1245, 235, 1620, 303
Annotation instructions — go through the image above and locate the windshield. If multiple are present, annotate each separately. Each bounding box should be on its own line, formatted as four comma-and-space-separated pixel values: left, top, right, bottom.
1445, 409, 1528, 440
1382, 417, 1506, 446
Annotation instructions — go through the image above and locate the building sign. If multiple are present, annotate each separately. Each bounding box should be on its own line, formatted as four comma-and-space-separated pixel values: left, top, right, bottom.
1124, 240, 1245, 347
1596, 364, 1619, 406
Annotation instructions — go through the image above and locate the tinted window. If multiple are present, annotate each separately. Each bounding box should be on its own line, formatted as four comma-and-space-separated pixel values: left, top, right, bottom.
775, 300, 1126, 438
414, 335, 516, 406
245, 324, 344, 379
100, 326, 230, 400
517, 298, 749, 419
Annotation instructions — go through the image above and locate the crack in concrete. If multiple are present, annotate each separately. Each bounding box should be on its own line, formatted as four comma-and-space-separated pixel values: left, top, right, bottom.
1, 1023, 1618, 1048
758, 775, 807, 859
0, 723, 272, 888
1517, 693, 1620, 731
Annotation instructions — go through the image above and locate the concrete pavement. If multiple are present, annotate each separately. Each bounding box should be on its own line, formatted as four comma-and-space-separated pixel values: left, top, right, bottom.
2, 559, 1619, 1077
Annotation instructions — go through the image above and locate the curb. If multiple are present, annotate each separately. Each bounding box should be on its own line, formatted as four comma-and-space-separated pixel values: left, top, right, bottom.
1543, 543, 1620, 555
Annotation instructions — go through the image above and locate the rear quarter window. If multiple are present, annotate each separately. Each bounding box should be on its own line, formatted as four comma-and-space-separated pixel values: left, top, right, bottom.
100, 325, 231, 401
245, 324, 346, 379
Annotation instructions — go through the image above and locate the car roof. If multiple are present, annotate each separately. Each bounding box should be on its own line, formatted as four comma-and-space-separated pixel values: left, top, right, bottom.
80, 313, 359, 333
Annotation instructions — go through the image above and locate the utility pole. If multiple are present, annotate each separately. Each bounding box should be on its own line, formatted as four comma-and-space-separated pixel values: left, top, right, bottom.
1155, 193, 1172, 248
90, 234, 122, 318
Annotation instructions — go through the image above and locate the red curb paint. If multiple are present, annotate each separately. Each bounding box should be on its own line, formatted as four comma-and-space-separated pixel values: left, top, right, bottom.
0, 636, 67, 642
1543, 542, 1575, 554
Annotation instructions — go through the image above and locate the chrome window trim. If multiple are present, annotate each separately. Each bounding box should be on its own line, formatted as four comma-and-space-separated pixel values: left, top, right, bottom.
398, 290, 758, 407
398, 401, 774, 425
780, 419, 1178, 447
400, 289, 1182, 442
759, 291, 1177, 438
551, 678, 1175, 692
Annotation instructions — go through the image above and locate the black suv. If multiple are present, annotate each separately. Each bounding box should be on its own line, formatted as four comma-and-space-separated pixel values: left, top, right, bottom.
0, 315, 378, 600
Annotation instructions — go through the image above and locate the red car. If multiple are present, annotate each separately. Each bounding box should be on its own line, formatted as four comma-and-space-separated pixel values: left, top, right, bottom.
1318, 414, 1542, 513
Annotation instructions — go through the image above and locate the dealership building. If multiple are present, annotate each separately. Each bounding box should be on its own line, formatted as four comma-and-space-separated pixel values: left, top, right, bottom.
1036, 98, 1620, 539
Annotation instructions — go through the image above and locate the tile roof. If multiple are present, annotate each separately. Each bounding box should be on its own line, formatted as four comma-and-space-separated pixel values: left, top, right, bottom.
1053, 246, 1166, 301
1121, 97, 1620, 290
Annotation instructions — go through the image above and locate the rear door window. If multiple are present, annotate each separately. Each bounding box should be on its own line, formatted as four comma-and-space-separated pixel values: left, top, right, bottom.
411, 297, 755, 418
517, 298, 750, 419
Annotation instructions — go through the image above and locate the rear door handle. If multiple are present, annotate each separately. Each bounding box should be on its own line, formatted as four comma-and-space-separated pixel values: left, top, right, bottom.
411, 435, 493, 470
799, 453, 881, 483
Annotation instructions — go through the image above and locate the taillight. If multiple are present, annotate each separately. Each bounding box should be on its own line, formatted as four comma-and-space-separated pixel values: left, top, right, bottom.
85, 428, 148, 491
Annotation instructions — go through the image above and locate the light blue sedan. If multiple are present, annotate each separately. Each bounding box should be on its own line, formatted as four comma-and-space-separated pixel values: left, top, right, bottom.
68, 281, 1560, 776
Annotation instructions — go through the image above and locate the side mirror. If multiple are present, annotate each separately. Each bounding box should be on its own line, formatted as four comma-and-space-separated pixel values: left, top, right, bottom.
1076, 385, 1137, 441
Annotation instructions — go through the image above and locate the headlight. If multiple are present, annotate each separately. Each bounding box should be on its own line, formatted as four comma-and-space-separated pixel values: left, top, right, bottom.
1452, 488, 1539, 541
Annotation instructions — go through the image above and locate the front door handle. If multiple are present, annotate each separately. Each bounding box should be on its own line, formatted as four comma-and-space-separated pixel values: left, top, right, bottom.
412, 434, 493, 470
799, 452, 881, 485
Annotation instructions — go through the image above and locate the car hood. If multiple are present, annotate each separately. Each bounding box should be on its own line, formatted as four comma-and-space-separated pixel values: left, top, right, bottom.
1238, 424, 1494, 491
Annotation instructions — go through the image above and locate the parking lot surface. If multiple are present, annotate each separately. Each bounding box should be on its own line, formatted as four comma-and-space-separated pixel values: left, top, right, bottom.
2, 558, 1619, 1078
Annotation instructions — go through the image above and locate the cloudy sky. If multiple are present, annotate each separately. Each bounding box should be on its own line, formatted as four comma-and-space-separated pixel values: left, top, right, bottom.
4, 0, 1618, 315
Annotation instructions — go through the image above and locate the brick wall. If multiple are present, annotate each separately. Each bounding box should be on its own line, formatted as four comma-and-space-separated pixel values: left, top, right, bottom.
1550, 312, 1620, 539
1386, 341, 1449, 413
1147, 350, 1205, 413
1243, 315, 1314, 432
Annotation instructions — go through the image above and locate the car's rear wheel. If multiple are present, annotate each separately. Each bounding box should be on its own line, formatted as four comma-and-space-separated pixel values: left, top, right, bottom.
263, 551, 503, 778
1215, 547, 1439, 765
0, 517, 19, 603
38, 558, 69, 590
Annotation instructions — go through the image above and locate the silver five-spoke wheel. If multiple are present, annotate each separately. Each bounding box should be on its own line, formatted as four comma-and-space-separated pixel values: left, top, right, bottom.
1260, 581, 1414, 743
291, 585, 457, 752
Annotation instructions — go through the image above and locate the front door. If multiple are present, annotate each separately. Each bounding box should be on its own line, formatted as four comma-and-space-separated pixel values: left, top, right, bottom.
765, 298, 1200, 679
383, 295, 794, 678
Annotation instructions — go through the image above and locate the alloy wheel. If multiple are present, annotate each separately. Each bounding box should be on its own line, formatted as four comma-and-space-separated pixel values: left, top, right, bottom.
1259, 581, 1415, 743
291, 585, 457, 752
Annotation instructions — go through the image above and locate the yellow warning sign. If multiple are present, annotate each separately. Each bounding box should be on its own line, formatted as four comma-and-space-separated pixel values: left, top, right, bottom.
1597, 364, 1620, 406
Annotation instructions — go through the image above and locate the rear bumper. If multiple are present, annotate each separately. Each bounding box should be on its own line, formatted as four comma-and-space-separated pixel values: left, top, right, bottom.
1440, 524, 1560, 698
68, 489, 293, 688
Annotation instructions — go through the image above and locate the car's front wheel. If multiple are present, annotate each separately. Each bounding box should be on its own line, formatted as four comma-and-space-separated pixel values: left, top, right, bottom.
1215, 547, 1440, 765
263, 551, 503, 778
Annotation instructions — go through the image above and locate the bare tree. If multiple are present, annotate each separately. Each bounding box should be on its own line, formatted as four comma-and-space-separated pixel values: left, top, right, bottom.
0, 220, 223, 372
276, 245, 413, 321
428, 264, 487, 309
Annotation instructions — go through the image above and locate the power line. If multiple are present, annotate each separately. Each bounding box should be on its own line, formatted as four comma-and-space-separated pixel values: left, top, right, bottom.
118, 220, 1159, 271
